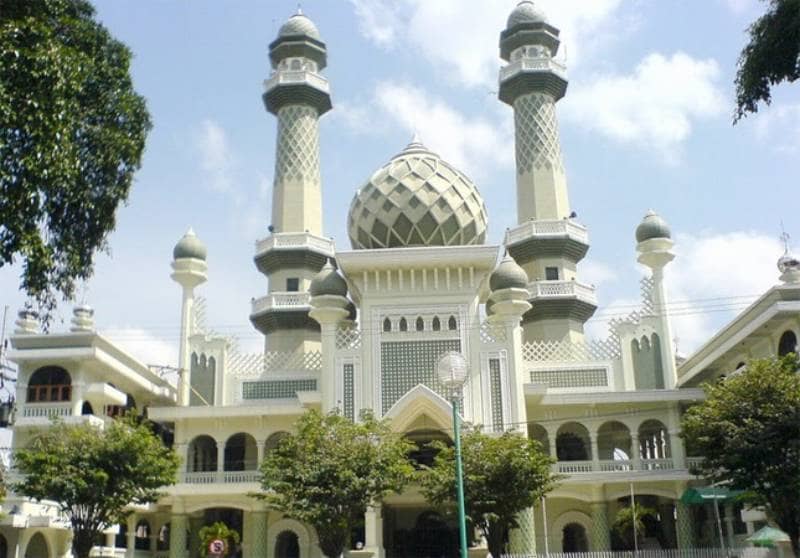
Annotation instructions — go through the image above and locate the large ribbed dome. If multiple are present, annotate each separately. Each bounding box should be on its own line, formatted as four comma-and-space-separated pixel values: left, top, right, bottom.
507, 1, 547, 28
278, 11, 321, 40
348, 139, 488, 250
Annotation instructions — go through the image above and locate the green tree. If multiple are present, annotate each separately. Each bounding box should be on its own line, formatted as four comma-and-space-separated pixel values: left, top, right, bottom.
199, 522, 240, 557
734, 0, 800, 121
419, 427, 558, 558
612, 502, 657, 550
258, 410, 414, 558
0, 0, 151, 323
681, 356, 800, 554
13, 416, 179, 558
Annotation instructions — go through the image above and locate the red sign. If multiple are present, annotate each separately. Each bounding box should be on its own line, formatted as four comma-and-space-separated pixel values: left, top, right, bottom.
208, 539, 225, 556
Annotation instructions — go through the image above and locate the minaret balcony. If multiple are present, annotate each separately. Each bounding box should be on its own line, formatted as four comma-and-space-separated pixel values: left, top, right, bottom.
505, 219, 589, 264
498, 57, 568, 104
254, 232, 334, 275
525, 279, 598, 323
250, 291, 319, 335
263, 70, 332, 115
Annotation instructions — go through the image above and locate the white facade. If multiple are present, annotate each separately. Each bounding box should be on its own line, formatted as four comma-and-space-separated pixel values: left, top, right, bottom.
2, 3, 796, 558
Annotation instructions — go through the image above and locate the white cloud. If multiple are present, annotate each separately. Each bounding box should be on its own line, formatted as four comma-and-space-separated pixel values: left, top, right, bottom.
562, 52, 726, 161
721, 0, 758, 14
196, 119, 237, 194
581, 258, 618, 287
753, 102, 800, 153
666, 231, 784, 353
104, 327, 179, 370
348, 0, 624, 87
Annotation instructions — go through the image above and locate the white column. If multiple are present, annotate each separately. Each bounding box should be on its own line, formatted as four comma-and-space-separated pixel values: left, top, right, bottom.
256, 440, 265, 466
216, 439, 225, 482
364, 506, 384, 558
652, 267, 678, 388
631, 433, 641, 470
178, 286, 193, 406
590, 431, 600, 472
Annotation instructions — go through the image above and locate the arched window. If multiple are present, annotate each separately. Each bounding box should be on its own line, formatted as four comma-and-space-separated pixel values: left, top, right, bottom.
432, 317, 441, 331
638, 420, 671, 463
224, 433, 258, 471
556, 422, 590, 461
399, 318, 408, 332
157, 523, 170, 551
275, 530, 300, 558
265, 431, 290, 454
415, 317, 424, 332
81, 401, 94, 416
779, 330, 797, 357
562, 523, 589, 552
25, 533, 49, 558
448, 316, 457, 330
188, 435, 217, 472
27, 366, 72, 402
135, 519, 151, 550
383, 318, 392, 332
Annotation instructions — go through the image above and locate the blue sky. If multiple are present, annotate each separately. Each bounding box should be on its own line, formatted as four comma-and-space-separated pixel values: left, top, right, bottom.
2, 0, 799, 366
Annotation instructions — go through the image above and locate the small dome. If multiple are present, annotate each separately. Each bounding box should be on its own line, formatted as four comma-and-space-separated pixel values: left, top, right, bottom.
278, 11, 321, 40
636, 210, 672, 243
348, 138, 488, 250
778, 252, 800, 274
310, 260, 348, 297
507, 1, 547, 28
173, 228, 207, 261
490, 254, 529, 291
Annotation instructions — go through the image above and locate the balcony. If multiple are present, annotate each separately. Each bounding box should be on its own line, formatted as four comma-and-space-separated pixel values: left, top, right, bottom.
505, 219, 589, 264
262, 70, 332, 115
254, 232, 335, 276
524, 280, 598, 323
249, 291, 318, 335
179, 471, 261, 485
264, 70, 330, 94
554, 458, 684, 478
498, 56, 568, 104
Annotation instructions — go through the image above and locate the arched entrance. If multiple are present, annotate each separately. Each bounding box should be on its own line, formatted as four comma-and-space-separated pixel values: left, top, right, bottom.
203, 508, 244, 558
384, 508, 458, 558
25, 533, 49, 558
562, 523, 589, 553
275, 530, 300, 558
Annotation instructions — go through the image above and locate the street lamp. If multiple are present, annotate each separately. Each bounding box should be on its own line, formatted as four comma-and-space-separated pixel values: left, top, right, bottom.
437, 352, 469, 558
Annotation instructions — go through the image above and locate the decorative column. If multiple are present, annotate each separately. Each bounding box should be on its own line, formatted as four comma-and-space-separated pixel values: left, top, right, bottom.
676, 500, 695, 549
250, 510, 269, 558
590, 502, 611, 551
216, 439, 225, 482
364, 505, 384, 558
548, 429, 558, 462
169, 514, 189, 558
508, 507, 537, 555
589, 432, 600, 472
125, 516, 136, 558
631, 433, 642, 471
256, 440, 266, 466
670, 429, 686, 469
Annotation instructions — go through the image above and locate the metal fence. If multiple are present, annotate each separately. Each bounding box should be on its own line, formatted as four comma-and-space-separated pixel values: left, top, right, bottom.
502, 548, 773, 558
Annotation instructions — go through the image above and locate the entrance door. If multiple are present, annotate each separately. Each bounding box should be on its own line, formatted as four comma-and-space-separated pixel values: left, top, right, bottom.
274, 530, 300, 558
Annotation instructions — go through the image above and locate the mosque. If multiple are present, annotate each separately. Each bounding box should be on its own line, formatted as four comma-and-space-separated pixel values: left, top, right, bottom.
3, 2, 800, 558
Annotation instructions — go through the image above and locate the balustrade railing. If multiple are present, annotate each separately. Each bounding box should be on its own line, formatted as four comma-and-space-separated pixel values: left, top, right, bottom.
502, 548, 771, 558
255, 232, 334, 256
554, 458, 679, 474
251, 292, 311, 314
181, 470, 261, 484
499, 56, 568, 82
264, 70, 330, 92
505, 219, 588, 246
529, 280, 596, 303
20, 402, 73, 419
686, 456, 704, 470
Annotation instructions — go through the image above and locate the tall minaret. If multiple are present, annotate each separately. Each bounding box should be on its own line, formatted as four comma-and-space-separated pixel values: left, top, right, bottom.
499, 2, 596, 343
251, 10, 333, 353
263, 9, 331, 235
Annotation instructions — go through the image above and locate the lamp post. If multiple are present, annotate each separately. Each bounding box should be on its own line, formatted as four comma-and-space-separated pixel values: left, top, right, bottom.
437, 352, 469, 558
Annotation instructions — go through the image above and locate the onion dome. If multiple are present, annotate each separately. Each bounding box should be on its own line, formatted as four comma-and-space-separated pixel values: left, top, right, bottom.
278, 10, 321, 40
490, 254, 529, 291
348, 138, 488, 250
635, 210, 672, 243
173, 228, 207, 261
309, 260, 348, 297
778, 252, 800, 274
507, 1, 547, 28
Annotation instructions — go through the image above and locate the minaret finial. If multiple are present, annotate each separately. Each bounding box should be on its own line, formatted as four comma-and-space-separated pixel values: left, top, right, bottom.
780, 221, 791, 254
296, 3, 303, 15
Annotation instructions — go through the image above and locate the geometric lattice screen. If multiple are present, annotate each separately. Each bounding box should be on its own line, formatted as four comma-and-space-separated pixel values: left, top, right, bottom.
242, 379, 317, 400
380, 339, 461, 413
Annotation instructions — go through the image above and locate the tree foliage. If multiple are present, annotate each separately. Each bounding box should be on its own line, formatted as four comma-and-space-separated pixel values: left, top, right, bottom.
0, 0, 151, 323
681, 356, 800, 554
258, 410, 415, 558
612, 503, 657, 550
13, 416, 180, 558
199, 521, 241, 558
419, 427, 558, 558
734, 0, 800, 121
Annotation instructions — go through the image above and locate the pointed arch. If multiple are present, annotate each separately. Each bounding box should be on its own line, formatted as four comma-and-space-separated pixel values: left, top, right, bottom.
384, 384, 453, 433
415, 316, 424, 331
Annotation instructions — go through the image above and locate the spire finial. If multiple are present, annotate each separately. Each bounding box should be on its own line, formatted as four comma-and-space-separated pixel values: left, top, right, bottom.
780, 221, 791, 254
296, 3, 303, 15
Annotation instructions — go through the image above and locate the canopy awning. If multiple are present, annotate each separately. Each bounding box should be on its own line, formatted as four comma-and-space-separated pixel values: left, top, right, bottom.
680, 486, 744, 505
747, 526, 790, 548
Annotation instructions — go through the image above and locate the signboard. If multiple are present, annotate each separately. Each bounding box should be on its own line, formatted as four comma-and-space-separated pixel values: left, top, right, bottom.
208, 539, 226, 556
